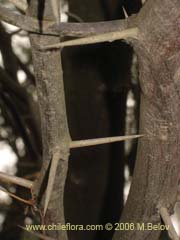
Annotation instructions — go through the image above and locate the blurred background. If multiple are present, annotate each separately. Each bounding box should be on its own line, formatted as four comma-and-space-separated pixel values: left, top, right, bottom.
0, 0, 179, 239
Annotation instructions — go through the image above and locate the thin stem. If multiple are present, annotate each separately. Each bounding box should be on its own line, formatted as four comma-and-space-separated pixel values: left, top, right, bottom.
70, 134, 143, 148
0, 187, 33, 205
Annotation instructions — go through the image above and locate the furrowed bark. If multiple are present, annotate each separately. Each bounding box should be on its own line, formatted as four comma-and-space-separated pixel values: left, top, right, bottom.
27, 0, 70, 239
113, 0, 180, 240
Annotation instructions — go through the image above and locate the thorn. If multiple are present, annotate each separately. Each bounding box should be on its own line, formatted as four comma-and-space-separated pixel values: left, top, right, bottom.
44, 151, 61, 215
122, 6, 129, 19
40, 27, 139, 50
66, 11, 84, 22
0, 187, 33, 205
70, 134, 143, 148
18, 225, 57, 240
0, 171, 33, 189
159, 207, 179, 240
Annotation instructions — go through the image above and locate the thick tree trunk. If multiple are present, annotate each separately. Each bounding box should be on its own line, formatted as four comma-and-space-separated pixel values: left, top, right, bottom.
114, 0, 180, 240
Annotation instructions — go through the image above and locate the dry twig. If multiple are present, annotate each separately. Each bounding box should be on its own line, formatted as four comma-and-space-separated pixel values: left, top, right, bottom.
0, 187, 33, 205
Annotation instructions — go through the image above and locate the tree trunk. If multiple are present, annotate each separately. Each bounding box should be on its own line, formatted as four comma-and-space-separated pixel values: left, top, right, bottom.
27, 1, 70, 239
114, 0, 180, 240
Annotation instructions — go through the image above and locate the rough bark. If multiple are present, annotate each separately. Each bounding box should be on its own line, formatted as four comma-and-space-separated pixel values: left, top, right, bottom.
27, 0, 180, 240
113, 0, 180, 240
27, 0, 70, 239
0, 0, 179, 240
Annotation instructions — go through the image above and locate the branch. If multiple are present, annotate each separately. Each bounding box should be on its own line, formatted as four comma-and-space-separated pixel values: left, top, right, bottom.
7, 0, 84, 24
40, 27, 138, 50
70, 134, 143, 148
159, 207, 179, 240
0, 171, 33, 189
0, 4, 129, 37
0, 4, 39, 32
0, 187, 33, 205
28, 2, 70, 237
55, 18, 129, 38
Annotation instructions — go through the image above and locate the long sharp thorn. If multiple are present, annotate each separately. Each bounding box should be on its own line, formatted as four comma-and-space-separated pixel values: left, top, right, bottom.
40, 27, 139, 50
122, 6, 129, 19
44, 151, 61, 215
159, 207, 179, 240
0, 171, 33, 189
70, 134, 143, 149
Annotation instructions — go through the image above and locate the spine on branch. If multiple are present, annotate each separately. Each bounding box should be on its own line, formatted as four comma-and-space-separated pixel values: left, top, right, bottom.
70, 134, 143, 148
41, 27, 139, 50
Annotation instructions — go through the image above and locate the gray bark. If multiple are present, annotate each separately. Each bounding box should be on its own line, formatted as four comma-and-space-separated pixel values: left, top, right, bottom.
113, 0, 180, 239
27, 0, 70, 239
2, 0, 177, 240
